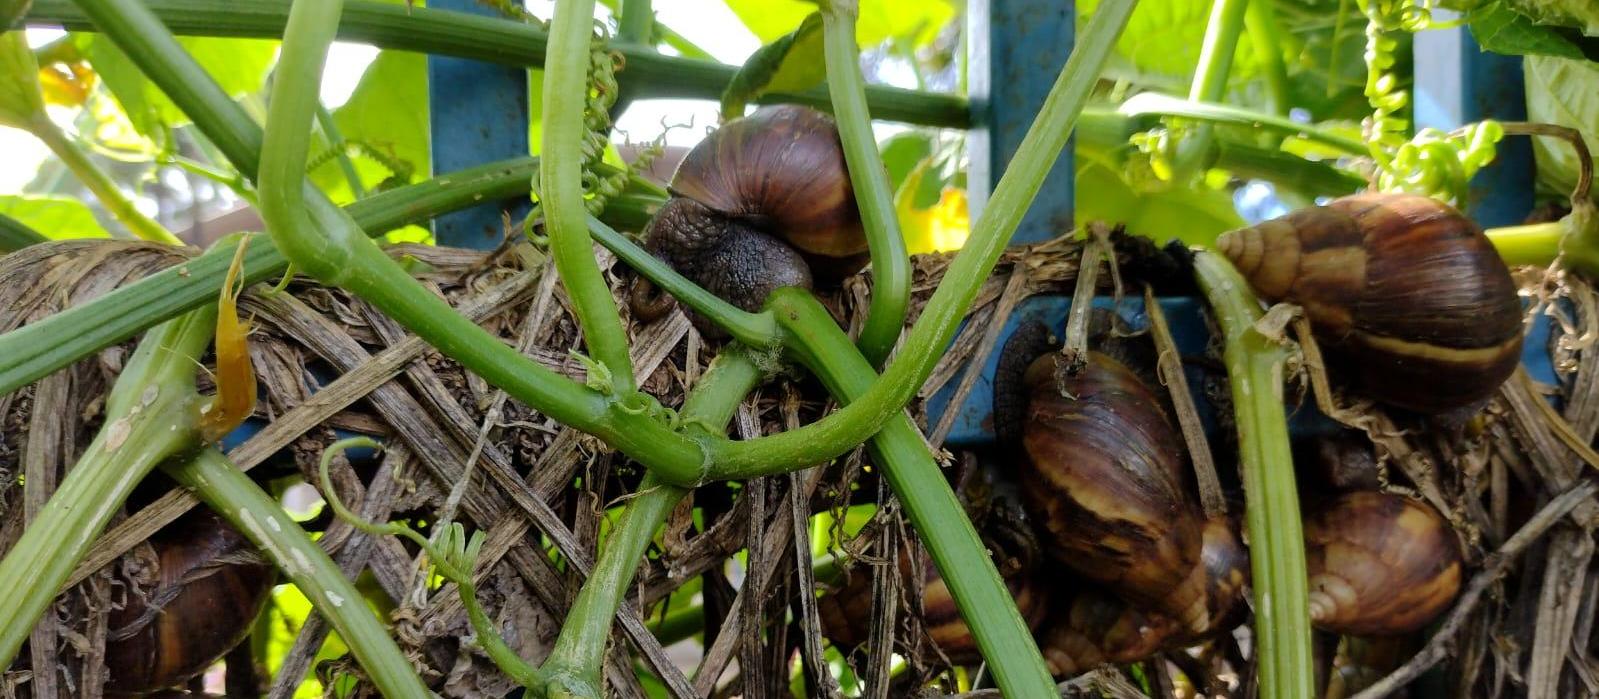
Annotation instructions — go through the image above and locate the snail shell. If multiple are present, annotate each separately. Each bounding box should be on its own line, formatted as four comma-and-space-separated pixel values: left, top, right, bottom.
105, 509, 274, 694
1304, 491, 1463, 636
1217, 192, 1523, 413
1003, 341, 1202, 612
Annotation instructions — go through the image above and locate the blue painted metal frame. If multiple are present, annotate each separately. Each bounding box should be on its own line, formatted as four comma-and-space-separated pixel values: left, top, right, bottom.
426, 0, 534, 250
927, 6, 1549, 447
966, 0, 1077, 245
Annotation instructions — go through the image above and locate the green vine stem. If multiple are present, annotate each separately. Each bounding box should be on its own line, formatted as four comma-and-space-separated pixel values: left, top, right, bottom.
617, 0, 651, 45
26, 0, 971, 128
0, 212, 46, 252
0, 155, 573, 397
818, 0, 910, 367
1170, 0, 1250, 182
315, 102, 367, 199
172, 448, 432, 698
541, 0, 635, 393
0, 306, 216, 667
540, 351, 764, 697
764, 286, 1058, 697
28, 118, 183, 244
1244, 0, 1289, 117
1120, 92, 1368, 155
1192, 250, 1314, 699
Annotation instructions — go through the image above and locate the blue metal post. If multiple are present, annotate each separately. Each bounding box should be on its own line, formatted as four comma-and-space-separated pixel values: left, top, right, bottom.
1413, 11, 1534, 228
966, 0, 1077, 244
427, 0, 534, 250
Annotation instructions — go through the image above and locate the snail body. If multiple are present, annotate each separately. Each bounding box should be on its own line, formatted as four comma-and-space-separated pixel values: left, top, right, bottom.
1217, 192, 1522, 413
994, 321, 1202, 614
633, 105, 866, 329
1304, 491, 1463, 636
106, 509, 274, 694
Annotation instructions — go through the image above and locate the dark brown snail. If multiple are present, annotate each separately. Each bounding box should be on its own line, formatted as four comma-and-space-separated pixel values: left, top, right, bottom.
1303, 491, 1463, 636
105, 509, 274, 694
1296, 431, 1384, 494
631, 105, 867, 329
1217, 192, 1523, 414
1038, 517, 1249, 676
993, 320, 1203, 617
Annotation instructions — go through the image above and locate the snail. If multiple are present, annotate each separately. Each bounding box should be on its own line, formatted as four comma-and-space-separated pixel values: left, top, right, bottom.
1303, 491, 1463, 636
993, 319, 1203, 617
1217, 192, 1523, 414
105, 509, 274, 694
629, 105, 867, 332
1295, 431, 1384, 495
1038, 517, 1249, 677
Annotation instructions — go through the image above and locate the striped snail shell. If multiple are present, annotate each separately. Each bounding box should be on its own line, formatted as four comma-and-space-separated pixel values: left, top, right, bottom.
1038, 515, 1249, 676
1217, 192, 1523, 413
1304, 491, 1463, 636
105, 509, 274, 694
994, 321, 1202, 615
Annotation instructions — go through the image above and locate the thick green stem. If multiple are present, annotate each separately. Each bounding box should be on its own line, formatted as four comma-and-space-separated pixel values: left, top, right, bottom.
1486, 221, 1563, 268
766, 287, 1057, 698
700, 0, 1139, 478
27, 0, 970, 128
167, 449, 431, 698
1120, 93, 1367, 155
1172, 0, 1256, 182
819, 0, 909, 368
0, 155, 556, 397
541, 351, 763, 696
542, 0, 634, 393
0, 212, 46, 252
29, 117, 183, 244
617, 0, 650, 45
0, 306, 215, 667
1192, 250, 1313, 699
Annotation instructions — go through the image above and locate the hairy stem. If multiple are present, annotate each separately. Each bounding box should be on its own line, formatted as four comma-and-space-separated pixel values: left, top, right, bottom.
819, 0, 910, 367
1192, 250, 1313, 699
542, 0, 634, 392
315, 102, 367, 199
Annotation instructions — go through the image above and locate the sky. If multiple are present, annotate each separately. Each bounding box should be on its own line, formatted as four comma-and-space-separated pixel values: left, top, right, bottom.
0, 1, 776, 196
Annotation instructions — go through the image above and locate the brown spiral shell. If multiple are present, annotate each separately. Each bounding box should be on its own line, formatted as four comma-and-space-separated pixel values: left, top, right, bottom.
1038, 517, 1249, 676
105, 509, 274, 695
1217, 192, 1523, 413
1304, 491, 1463, 636
1011, 349, 1203, 613
669, 105, 867, 264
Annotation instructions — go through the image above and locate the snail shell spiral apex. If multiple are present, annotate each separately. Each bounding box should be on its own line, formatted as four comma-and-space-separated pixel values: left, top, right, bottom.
1304, 491, 1463, 636
1217, 192, 1523, 413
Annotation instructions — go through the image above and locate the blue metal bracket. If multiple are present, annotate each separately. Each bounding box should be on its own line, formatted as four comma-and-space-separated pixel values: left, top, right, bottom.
966, 0, 1077, 244
427, 0, 534, 250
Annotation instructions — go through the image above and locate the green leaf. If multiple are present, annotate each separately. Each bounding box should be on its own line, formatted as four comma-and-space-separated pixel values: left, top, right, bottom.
1075, 159, 1243, 246
720, 13, 825, 120
1468, 2, 1586, 58
308, 51, 430, 205
723, 0, 954, 48
84, 34, 277, 139
1524, 55, 1599, 204
0, 195, 110, 240
0, 30, 44, 130
879, 131, 933, 193
1501, 0, 1599, 36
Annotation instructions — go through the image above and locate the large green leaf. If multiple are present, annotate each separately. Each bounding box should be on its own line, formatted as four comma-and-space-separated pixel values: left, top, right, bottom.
1467, 1, 1598, 58
309, 51, 430, 205
1075, 158, 1243, 245
0, 194, 110, 239
83, 34, 277, 140
720, 13, 826, 120
1524, 55, 1599, 204
723, 0, 954, 48
1502, 0, 1599, 36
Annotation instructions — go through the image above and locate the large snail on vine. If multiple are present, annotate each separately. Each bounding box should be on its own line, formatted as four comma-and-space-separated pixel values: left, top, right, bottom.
105, 509, 274, 695
1217, 192, 1523, 413
993, 318, 1204, 620
629, 105, 867, 331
